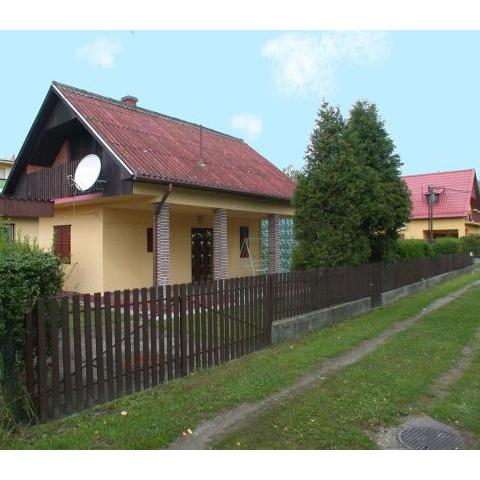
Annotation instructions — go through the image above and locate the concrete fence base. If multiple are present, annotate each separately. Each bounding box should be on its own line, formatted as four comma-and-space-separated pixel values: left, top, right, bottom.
271, 265, 475, 343
380, 265, 475, 306
271, 297, 371, 343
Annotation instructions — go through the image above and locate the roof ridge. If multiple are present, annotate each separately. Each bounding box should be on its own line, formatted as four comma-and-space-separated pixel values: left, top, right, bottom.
52, 81, 245, 144
402, 168, 476, 178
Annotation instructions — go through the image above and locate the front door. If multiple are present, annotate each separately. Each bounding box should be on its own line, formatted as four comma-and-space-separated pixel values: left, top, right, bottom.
191, 228, 213, 282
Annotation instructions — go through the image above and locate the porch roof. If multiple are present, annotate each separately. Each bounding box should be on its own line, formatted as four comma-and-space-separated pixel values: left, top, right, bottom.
0, 196, 54, 218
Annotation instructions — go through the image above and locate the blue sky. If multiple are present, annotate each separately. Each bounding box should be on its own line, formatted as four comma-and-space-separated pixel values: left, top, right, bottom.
0, 31, 479, 176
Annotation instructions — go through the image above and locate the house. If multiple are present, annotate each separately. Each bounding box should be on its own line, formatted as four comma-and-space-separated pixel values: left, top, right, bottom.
0, 156, 14, 193
3, 82, 295, 294
401, 169, 480, 240
0, 196, 53, 241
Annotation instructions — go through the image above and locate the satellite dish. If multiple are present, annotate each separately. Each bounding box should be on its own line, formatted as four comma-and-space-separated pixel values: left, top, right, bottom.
74, 154, 102, 192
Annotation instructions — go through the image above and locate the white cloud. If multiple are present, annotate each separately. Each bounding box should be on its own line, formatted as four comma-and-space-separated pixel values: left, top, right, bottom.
231, 113, 263, 137
261, 31, 389, 98
76, 37, 121, 69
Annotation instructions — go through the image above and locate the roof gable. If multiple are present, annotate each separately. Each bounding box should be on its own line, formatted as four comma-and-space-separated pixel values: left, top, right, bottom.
53, 82, 295, 201
4, 86, 133, 199
402, 169, 478, 219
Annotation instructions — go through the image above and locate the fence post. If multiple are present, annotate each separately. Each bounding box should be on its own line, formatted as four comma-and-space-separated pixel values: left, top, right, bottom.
36, 298, 48, 422
180, 284, 188, 376
265, 274, 274, 345
25, 310, 35, 418
369, 263, 382, 309
2, 312, 18, 423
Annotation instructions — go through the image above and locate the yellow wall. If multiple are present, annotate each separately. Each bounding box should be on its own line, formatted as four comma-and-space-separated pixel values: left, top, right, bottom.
38, 204, 104, 294
101, 209, 264, 290
2, 217, 39, 241
228, 216, 262, 278
23, 184, 292, 294
403, 217, 474, 239
465, 223, 480, 236
102, 208, 153, 291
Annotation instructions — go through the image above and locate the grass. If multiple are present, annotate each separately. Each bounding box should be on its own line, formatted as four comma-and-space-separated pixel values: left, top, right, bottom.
427, 350, 480, 448
214, 284, 480, 449
1, 270, 479, 449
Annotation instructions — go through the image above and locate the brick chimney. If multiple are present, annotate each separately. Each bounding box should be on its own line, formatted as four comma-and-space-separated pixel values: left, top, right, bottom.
121, 95, 138, 107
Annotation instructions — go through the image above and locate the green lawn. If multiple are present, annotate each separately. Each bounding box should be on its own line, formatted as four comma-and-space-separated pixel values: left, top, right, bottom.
1, 270, 479, 449
215, 284, 480, 449
427, 350, 480, 448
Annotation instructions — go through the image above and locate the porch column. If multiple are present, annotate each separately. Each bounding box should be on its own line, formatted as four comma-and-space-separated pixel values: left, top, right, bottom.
153, 202, 170, 286
213, 208, 228, 280
268, 214, 281, 274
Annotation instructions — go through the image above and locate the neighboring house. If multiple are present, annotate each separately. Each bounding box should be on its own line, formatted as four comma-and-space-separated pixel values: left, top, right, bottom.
401, 169, 480, 240
3, 82, 295, 294
0, 196, 53, 241
0, 156, 14, 193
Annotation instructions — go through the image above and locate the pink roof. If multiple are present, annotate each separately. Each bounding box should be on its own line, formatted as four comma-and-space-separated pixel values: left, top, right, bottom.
55, 83, 295, 201
402, 169, 478, 219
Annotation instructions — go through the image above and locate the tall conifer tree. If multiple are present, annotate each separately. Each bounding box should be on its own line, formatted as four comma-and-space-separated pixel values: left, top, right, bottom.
344, 101, 411, 262
293, 103, 371, 268
292, 100, 411, 268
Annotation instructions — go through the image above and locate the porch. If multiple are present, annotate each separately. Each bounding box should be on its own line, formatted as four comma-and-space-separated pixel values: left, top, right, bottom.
99, 184, 294, 292
102, 205, 278, 290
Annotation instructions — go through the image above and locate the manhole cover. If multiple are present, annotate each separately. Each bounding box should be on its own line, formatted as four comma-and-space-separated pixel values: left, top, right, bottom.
398, 425, 464, 450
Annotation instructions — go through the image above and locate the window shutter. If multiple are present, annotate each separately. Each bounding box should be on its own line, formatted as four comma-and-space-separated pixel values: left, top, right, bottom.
54, 225, 71, 263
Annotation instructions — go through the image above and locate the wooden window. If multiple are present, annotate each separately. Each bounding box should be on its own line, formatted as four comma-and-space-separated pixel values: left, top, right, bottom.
0, 168, 6, 180
240, 226, 249, 258
54, 225, 71, 264
147, 227, 153, 252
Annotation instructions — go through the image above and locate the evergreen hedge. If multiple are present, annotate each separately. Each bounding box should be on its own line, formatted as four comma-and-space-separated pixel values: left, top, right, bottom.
396, 237, 464, 260
396, 239, 433, 260
460, 234, 480, 257
432, 237, 462, 256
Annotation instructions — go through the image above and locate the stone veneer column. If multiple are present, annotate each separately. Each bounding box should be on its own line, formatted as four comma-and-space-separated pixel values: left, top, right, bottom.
268, 214, 281, 274
153, 203, 170, 286
213, 209, 228, 280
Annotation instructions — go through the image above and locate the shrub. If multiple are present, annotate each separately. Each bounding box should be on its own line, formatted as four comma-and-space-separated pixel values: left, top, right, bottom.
0, 226, 64, 429
396, 239, 433, 260
432, 237, 461, 257
460, 234, 480, 257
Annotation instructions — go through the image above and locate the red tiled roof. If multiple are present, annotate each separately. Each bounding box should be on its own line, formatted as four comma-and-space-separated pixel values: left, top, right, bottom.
402, 169, 478, 219
54, 83, 295, 201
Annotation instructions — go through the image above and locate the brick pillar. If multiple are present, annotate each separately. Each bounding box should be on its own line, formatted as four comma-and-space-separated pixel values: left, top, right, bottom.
268, 214, 281, 274
213, 208, 228, 280
153, 203, 170, 286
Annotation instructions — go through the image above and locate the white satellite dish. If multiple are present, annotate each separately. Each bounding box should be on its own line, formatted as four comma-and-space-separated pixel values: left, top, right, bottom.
73, 154, 102, 192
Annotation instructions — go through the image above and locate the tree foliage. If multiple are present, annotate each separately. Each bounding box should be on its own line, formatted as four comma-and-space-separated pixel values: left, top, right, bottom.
293, 100, 411, 269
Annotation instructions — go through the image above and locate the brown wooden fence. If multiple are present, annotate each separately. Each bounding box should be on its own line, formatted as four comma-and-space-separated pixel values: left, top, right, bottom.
25, 253, 472, 422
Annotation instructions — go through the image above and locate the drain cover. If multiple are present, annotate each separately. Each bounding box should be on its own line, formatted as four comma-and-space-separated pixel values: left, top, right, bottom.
398, 425, 464, 450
